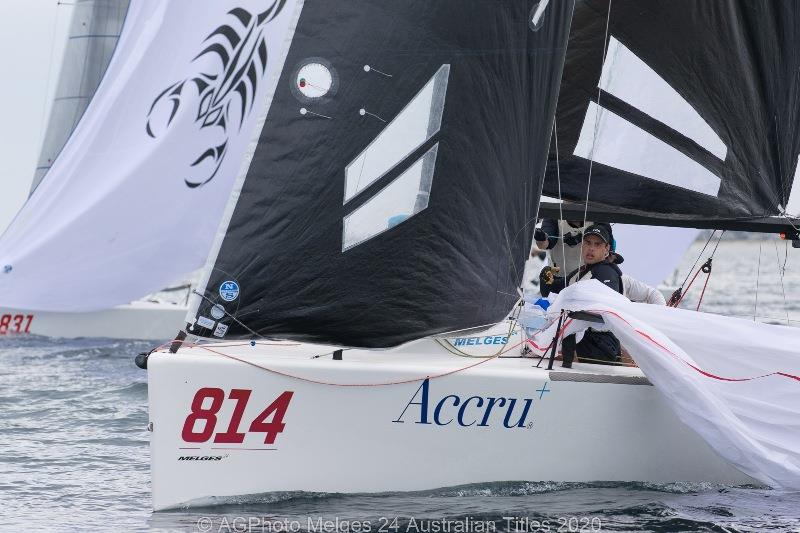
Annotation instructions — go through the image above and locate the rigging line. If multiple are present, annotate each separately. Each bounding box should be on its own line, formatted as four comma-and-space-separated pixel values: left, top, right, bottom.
433, 319, 520, 338
579, 0, 613, 265
680, 230, 716, 289
782, 239, 789, 273
754, 241, 762, 322
554, 119, 567, 276
710, 229, 725, 257
436, 309, 524, 359
195, 343, 509, 387
779, 207, 800, 232
773, 239, 791, 326
503, 225, 521, 286
686, 230, 724, 310
39, 2, 66, 143
775, 116, 788, 211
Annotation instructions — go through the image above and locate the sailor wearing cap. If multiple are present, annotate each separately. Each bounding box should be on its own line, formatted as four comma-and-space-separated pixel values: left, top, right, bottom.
539, 223, 623, 366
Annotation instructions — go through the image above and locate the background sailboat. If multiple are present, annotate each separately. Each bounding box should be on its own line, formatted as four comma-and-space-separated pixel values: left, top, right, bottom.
0, 0, 190, 340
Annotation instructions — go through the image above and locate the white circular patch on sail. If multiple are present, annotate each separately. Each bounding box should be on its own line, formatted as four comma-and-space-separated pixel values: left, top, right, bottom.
291, 58, 338, 103
296, 62, 333, 98
210, 304, 225, 320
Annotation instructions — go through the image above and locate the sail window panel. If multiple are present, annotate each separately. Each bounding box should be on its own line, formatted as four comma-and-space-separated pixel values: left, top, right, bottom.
786, 155, 800, 216
344, 64, 449, 203
600, 36, 727, 161
342, 144, 439, 251
574, 102, 722, 196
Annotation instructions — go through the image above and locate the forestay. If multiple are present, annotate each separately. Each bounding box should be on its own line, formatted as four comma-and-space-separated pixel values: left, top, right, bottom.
535, 281, 800, 490
0, 0, 300, 311
542, 0, 800, 225
190, 1, 575, 347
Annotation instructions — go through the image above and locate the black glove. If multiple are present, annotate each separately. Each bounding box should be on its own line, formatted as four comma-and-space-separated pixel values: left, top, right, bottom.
539, 266, 561, 297
539, 266, 560, 286
563, 231, 582, 247
534, 228, 547, 242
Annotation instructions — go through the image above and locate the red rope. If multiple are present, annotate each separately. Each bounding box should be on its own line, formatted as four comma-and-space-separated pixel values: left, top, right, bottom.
671, 267, 703, 307
695, 268, 713, 311
164, 336, 528, 387
526, 318, 574, 352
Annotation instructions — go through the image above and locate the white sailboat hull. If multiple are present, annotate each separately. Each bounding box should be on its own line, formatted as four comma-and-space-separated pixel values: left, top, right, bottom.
0, 301, 186, 341
147, 332, 753, 511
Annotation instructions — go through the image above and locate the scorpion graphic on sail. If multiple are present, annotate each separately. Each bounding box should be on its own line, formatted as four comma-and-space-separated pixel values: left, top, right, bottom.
145, 1, 287, 188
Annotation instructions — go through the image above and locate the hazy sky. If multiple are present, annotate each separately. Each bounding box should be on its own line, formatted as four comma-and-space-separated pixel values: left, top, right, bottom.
0, 1, 71, 233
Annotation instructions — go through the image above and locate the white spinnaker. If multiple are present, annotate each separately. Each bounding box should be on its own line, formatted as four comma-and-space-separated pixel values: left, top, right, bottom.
534, 281, 800, 490
0, 0, 301, 311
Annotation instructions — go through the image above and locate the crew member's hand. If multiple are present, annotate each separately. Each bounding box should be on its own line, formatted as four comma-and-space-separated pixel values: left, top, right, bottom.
534, 228, 547, 242
563, 231, 582, 247
539, 265, 560, 286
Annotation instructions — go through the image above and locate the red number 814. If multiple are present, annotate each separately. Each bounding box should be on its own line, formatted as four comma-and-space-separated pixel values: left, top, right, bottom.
181, 387, 293, 445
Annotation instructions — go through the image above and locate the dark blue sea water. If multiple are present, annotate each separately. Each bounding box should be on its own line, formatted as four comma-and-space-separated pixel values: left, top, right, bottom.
2, 240, 800, 532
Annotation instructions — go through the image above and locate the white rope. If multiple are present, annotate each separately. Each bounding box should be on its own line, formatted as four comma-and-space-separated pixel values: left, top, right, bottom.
579, 0, 613, 264
554, 119, 567, 276
754, 241, 762, 322
39, 3, 67, 142
773, 239, 791, 326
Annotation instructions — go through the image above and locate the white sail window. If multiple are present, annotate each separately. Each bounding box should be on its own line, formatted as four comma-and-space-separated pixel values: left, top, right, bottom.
574, 102, 722, 196
344, 64, 449, 203
342, 144, 438, 251
600, 36, 727, 161
786, 155, 800, 217
529, 0, 550, 31
540, 195, 562, 203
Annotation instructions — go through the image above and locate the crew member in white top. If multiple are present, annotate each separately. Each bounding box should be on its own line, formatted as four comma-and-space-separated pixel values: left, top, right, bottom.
622, 274, 666, 305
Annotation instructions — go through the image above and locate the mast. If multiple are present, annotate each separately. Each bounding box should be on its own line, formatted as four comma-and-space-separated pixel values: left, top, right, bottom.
31, 0, 130, 194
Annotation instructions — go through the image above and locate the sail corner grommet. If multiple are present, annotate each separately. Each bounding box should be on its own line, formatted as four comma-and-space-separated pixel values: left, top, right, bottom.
333, 349, 343, 361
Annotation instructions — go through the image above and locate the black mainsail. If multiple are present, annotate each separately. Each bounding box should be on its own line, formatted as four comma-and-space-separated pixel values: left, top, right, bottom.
189, 0, 575, 347
541, 0, 800, 231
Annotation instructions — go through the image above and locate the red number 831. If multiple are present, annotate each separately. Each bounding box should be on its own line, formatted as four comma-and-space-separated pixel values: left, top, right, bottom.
181, 388, 294, 445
